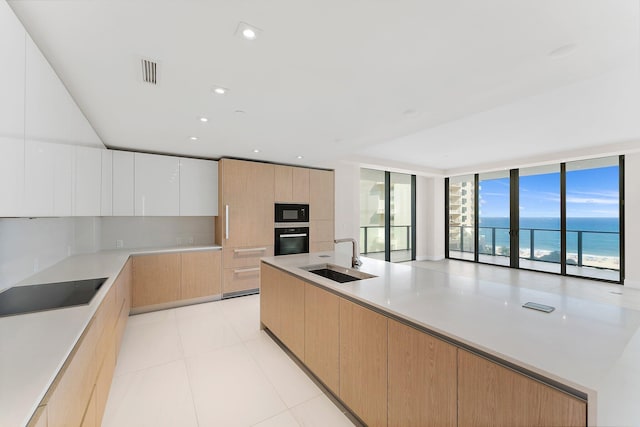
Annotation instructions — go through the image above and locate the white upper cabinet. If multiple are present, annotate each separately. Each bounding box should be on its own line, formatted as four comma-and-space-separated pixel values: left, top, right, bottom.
24, 141, 73, 217
0, 2, 25, 141
179, 158, 218, 216
0, 139, 24, 217
134, 152, 180, 216
73, 146, 102, 216
101, 150, 113, 216
112, 150, 134, 216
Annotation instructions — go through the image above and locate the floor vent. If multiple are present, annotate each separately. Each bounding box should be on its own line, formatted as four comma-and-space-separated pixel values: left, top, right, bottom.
141, 58, 158, 85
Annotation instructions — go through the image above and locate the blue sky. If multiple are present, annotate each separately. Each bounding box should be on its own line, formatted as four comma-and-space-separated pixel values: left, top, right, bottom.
479, 166, 619, 218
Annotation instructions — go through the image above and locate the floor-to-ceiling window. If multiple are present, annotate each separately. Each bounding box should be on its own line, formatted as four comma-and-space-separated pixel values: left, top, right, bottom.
447, 175, 475, 261
360, 169, 415, 262
445, 156, 624, 283
478, 171, 511, 266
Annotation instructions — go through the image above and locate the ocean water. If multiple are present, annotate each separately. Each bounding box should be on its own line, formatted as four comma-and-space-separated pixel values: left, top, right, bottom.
476, 217, 620, 256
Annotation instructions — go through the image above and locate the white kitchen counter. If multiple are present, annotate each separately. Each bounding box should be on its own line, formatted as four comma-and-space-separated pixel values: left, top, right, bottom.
262, 252, 640, 427
0, 245, 221, 427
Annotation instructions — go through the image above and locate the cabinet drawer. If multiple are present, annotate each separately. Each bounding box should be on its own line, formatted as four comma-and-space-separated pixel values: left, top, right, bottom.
223, 246, 273, 269
223, 266, 261, 295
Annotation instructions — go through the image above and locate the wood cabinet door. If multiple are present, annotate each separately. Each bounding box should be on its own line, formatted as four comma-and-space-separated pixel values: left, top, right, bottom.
457, 350, 587, 427
304, 283, 339, 391
388, 319, 457, 427
278, 273, 305, 360
274, 165, 293, 202
181, 251, 222, 299
260, 263, 279, 333
220, 159, 274, 247
132, 253, 181, 307
309, 169, 334, 221
291, 167, 310, 203
339, 299, 388, 427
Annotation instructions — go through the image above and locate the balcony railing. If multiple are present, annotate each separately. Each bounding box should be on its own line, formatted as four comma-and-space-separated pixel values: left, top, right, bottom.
448, 225, 620, 270
360, 225, 411, 254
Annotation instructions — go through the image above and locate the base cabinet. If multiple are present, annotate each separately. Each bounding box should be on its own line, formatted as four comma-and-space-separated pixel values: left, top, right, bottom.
339, 299, 388, 427
304, 283, 340, 392
457, 350, 587, 427
388, 319, 457, 427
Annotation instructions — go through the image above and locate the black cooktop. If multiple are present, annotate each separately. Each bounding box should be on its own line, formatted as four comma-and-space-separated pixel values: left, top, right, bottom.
0, 277, 107, 318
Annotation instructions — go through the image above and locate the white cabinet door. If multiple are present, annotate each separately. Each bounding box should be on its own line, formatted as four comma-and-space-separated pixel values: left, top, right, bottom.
179, 158, 218, 216
101, 150, 113, 216
24, 141, 73, 217
0, 2, 25, 140
0, 138, 24, 216
112, 150, 134, 216
134, 152, 180, 216
73, 146, 102, 216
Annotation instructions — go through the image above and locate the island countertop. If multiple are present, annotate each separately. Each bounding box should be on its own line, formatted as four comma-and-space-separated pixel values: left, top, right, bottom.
261, 251, 640, 427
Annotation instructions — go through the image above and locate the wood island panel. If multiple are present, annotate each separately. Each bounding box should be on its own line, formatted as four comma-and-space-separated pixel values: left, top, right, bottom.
339, 299, 388, 427
304, 283, 340, 391
132, 253, 181, 307
457, 349, 587, 427
260, 263, 280, 334
388, 319, 457, 427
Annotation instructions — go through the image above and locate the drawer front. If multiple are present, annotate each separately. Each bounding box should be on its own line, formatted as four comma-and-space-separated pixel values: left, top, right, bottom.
223, 266, 261, 294
223, 246, 273, 269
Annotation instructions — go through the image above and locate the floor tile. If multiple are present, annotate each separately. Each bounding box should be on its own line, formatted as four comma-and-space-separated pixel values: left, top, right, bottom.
290, 395, 354, 427
176, 304, 241, 357
219, 294, 263, 341
252, 410, 301, 427
245, 332, 322, 407
114, 310, 183, 376
185, 343, 287, 427
102, 360, 198, 427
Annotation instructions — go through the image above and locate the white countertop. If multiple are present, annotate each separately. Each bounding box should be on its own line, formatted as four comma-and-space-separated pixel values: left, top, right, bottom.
0, 245, 220, 427
262, 252, 640, 427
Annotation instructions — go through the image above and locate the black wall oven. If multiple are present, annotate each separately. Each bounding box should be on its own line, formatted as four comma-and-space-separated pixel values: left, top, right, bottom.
275, 225, 309, 256
275, 203, 309, 223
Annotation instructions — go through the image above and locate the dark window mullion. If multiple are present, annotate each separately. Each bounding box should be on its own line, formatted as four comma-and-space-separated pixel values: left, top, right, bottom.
510, 169, 519, 269
411, 174, 417, 261
619, 155, 625, 284
445, 178, 450, 259
385, 171, 391, 262
560, 163, 567, 276
474, 174, 479, 263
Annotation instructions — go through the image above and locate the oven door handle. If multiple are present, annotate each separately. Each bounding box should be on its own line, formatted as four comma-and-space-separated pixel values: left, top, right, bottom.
279, 233, 308, 238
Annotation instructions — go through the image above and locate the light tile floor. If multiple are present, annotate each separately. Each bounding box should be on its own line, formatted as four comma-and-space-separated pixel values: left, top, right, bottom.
102, 295, 355, 427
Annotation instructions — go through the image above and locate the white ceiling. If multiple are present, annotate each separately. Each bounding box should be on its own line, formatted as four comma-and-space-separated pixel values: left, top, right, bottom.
8, 0, 640, 174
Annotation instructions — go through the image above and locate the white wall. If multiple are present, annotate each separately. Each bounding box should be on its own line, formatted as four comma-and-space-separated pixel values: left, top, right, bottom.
625, 152, 640, 289
416, 176, 445, 261
100, 217, 215, 250
0, 217, 101, 291
332, 161, 361, 257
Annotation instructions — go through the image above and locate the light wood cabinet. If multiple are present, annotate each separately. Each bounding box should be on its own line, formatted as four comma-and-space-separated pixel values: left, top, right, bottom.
80, 389, 96, 427
219, 159, 274, 248
95, 334, 117, 427
275, 165, 309, 203
27, 406, 47, 427
259, 263, 305, 359
309, 169, 334, 221
339, 299, 388, 427
132, 253, 181, 307
388, 319, 457, 427
181, 250, 222, 299
457, 349, 587, 427
304, 283, 340, 392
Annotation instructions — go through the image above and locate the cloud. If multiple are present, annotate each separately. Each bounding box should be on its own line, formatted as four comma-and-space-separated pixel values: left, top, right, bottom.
566, 196, 618, 205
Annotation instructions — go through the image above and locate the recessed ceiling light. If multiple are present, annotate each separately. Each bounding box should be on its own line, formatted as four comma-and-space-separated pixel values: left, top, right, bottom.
235, 22, 262, 41
189, 136, 198, 141
212, 87, 227, 95
548, 43, 577, 58
199, 117, 208, 123
297, 155, 304, 159
253, 149, 260, 153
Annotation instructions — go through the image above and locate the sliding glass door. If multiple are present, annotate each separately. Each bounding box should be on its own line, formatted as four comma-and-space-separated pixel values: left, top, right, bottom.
446, 156, 624, 284
478, 171, 511, 266
360, 169, 415, 262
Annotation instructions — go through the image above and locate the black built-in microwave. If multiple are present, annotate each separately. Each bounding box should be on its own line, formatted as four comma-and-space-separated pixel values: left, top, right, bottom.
275, 203, 309, 223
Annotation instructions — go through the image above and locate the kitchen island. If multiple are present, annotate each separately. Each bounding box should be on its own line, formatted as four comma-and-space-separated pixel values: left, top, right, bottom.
260, 251, 640, 427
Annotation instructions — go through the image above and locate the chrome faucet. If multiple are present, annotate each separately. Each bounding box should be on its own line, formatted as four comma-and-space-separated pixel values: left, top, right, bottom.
334, 238, 363, 268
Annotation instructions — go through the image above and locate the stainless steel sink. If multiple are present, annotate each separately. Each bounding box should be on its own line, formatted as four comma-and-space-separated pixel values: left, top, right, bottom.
300, 263, 376, 283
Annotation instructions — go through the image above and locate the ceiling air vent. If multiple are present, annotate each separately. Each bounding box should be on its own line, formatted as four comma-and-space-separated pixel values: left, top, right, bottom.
140, 58, 158, 85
